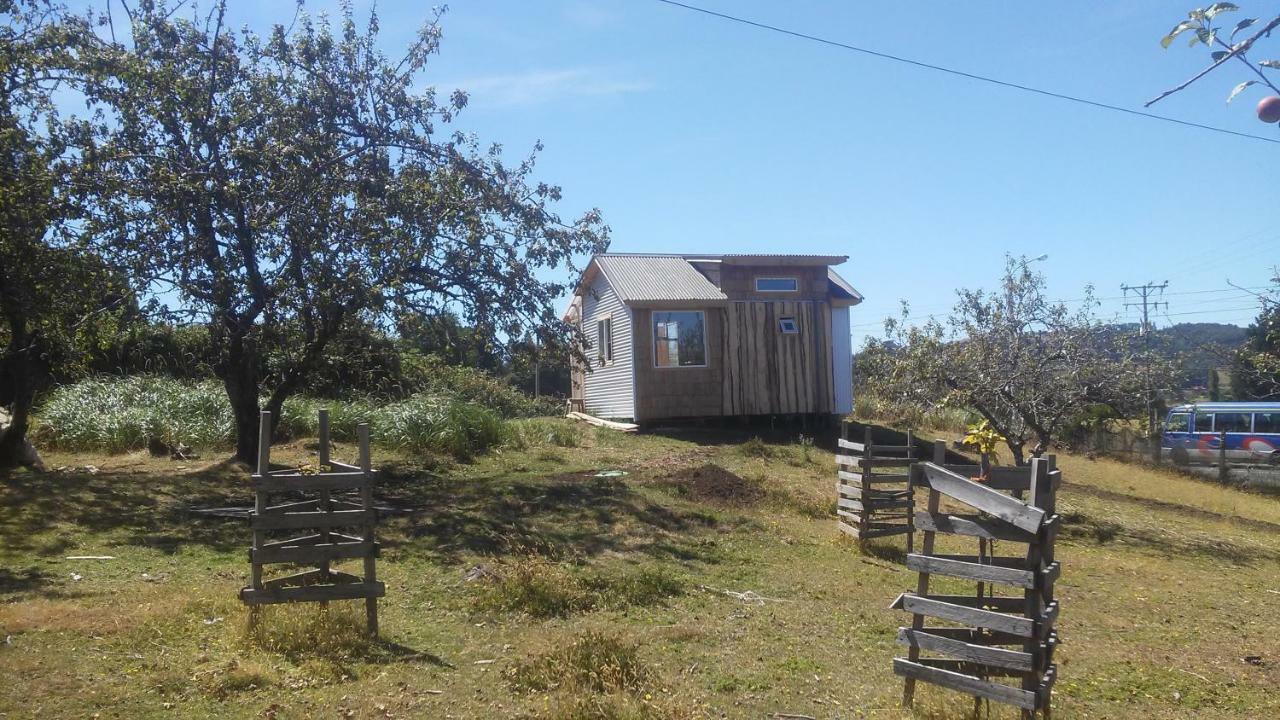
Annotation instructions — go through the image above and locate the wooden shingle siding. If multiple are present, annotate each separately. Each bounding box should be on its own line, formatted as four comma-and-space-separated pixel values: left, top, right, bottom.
718, 264, 829, 301
631, 308, 723, 420
721, 301, 833, 415
581, 272, 634, 419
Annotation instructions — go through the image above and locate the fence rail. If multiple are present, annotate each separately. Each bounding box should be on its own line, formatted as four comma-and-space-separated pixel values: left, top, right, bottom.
835, 423, 915, 545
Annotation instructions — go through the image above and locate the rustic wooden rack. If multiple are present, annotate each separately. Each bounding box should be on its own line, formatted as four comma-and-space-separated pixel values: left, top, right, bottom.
240, 409, 384, 635
835, 423, 915, 545
894, 441, 1060, 719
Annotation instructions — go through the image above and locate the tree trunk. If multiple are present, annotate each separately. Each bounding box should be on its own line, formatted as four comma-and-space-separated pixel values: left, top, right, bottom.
0, 319, 43, 471
1007, 439, 1026, 467
220, 327, 263, 466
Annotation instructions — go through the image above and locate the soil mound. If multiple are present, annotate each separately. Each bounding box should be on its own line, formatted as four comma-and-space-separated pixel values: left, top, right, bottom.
659, 463, 763, 505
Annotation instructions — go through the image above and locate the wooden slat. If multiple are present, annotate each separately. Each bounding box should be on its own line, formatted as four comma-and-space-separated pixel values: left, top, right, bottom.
893, 593, 1035, 637
892, 658, 1038, 710
859, 525, 913, 539
251, 509, 377, 531
839, 497, 913, 513
896, 628, 1034, 671
835, 454, 867, 467
253, 540, 379, 565
837, 470, 910, 484
836, 520, 862, 538
252, 472, 369, 493
918, 463, 1045, 534
910, 626, 1027, 646
906, 553, 1038, 590
836, 438, 865, 452
240, 581, 386, 605
914, 511, 1037, 543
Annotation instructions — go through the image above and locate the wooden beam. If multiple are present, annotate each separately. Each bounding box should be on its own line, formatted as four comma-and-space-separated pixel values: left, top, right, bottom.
896, 628, 1035, 672
893, 659, 1038, 710
240, 581, 386, 605
253, 472, 369, 493
250, 509, 377, 531
918, 463, 1046, 534
893, 593, 1035, 637
913, 511, 1037, 543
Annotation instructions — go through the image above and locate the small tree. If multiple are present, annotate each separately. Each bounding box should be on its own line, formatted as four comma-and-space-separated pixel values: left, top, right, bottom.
867, 256, 1170, 465
74, 2, 607, 462
1230, 272, 1280, 399
0, 0, 122, 470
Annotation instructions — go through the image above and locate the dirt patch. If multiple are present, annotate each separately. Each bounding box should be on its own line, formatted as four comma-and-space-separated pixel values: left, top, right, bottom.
655, 464, 763, 505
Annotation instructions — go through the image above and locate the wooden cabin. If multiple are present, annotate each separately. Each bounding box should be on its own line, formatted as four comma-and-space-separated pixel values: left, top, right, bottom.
563, 253, 862, 423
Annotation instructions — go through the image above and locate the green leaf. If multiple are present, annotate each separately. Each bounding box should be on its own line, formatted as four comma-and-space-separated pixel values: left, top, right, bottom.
1193, 28, 1218, 47
1230, 17, 1257, 41
1162, 20, 1199, 48
1205, 2, 1239, 19
1260, 60, 1280, 69
1211, 50, 1229, 61
1227, 79, 1257, 103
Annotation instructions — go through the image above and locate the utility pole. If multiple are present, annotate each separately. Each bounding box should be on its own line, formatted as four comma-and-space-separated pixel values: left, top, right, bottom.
1121, 281, 1168, 334
1122, 281, 1169, 463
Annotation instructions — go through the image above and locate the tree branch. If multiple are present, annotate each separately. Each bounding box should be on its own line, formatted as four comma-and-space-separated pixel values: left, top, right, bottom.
1146, 14, 1280, 107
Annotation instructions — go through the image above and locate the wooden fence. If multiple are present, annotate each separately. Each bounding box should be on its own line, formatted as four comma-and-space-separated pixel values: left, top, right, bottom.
835, 423, 915, 545
240, 409, 384, 635
893, 441, 1060, 718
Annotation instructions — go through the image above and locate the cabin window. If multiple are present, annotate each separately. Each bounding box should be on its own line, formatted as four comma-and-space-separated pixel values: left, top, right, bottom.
1254, 413, 1279, 433
1165, 413, 1189, 433
596, 317, 613, 364
778, 316, 799, 334
1217, 412, 1251, 433
755, 277, 798, 292
1193, 413, 1214, 433
653, 311, 707, 367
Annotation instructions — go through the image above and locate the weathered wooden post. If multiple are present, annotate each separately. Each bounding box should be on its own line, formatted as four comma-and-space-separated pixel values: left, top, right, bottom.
1218, 430, 1229, 483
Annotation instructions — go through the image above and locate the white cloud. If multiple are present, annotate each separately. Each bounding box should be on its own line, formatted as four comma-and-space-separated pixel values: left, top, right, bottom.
440, 67, 651, 108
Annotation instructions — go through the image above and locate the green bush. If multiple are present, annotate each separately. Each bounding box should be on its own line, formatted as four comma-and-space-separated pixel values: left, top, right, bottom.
402, 353, 562, 418
375, 393, 505, 461
34, 376, 234, 451
35, 377, 508, 460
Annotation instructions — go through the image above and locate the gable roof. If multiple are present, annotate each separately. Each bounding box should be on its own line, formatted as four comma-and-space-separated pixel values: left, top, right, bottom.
595, 255, 728, 303
566, 253, 863, 319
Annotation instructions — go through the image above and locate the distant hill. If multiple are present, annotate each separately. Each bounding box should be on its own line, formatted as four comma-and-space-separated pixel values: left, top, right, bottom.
1151, 322, 1249, 390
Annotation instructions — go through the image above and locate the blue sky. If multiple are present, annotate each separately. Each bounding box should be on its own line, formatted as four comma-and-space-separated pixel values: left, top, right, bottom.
180, 1, 1280, 345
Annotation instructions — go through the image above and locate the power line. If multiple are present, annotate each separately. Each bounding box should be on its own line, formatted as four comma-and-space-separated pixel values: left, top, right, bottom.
651, 0, 1280, 146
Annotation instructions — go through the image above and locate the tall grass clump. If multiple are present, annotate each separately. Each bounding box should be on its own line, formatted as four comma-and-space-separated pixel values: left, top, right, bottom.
505, 418, 583, 450
374, 393, 505, 460
505, 631, 650, 694
403, 354, 562, 417
35, 376, 233, 451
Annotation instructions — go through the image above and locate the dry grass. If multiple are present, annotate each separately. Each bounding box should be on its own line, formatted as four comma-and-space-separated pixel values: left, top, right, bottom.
2, 422, 1279, 718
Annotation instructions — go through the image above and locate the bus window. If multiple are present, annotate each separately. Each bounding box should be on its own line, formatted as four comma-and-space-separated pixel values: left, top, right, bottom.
1255, 413, 1279, 434
1217, 413, 1251, 433
1165, 413, 1189, 432
1194, 413, 1213, 433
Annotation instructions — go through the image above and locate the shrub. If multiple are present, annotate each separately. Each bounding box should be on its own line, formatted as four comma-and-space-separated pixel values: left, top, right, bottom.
737, 436, 778, 460
374, 393, 505, 460
34, 375, 233, 451
402, 354, 562, 418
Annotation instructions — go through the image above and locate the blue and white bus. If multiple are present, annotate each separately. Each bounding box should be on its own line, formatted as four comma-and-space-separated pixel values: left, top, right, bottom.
1162, 401, 1280, 466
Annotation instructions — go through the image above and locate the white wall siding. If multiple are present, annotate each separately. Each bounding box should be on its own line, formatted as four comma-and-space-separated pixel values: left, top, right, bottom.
581, 272, 635, 419
831, 305, 853, 415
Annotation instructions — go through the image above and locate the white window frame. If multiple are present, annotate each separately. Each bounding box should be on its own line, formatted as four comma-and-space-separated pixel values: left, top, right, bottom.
651, 310, 708, 369
755, 277, 799, 293
596, 315, 613, 365
778, 316, 799, 334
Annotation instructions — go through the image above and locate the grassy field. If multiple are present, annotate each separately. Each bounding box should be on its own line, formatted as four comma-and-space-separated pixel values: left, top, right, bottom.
2, 421, 1279, 719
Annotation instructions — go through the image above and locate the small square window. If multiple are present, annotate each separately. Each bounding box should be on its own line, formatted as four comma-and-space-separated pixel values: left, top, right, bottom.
779, 317, 798, 334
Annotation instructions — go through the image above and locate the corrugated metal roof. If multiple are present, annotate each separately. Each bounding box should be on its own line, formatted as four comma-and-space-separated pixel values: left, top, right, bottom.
595, 255, 728, 303
827, 268, 864, 302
